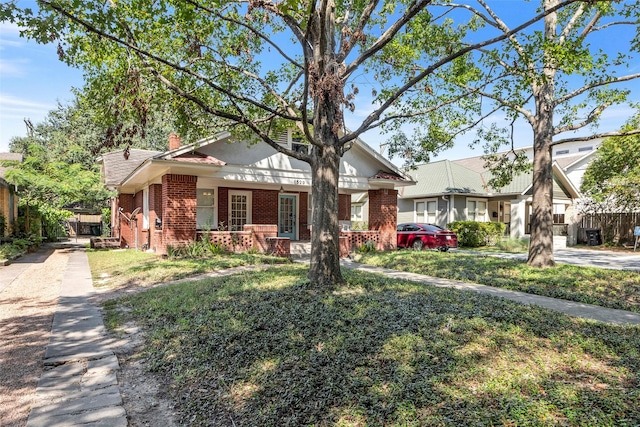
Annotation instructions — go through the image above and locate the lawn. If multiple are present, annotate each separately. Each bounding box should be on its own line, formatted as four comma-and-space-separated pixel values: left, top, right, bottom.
86, 248, 290, 289
98, 252, 640, 426
357, 250, 640, 314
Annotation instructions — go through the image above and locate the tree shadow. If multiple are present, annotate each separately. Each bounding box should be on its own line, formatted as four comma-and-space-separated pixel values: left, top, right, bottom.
102, 266, 640, 426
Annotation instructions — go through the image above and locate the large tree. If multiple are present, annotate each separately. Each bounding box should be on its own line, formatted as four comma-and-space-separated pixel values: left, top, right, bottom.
441, 0, 640, 267
2, 0, 591, 285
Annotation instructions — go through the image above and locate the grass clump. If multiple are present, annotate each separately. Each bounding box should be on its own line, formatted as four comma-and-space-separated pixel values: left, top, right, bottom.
104, 265, 640, 426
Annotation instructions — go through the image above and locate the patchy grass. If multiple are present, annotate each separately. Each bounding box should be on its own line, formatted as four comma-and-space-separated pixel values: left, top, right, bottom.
86, 249, 290, 289
358, 250, 640, 313
104, 265, 640, 426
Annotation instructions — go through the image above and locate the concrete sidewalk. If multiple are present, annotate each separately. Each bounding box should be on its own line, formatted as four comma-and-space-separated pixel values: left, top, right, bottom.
340, 258, 640, 326
26, 248, 126, 427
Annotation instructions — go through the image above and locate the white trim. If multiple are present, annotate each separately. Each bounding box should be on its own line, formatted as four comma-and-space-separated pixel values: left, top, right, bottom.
142, 187, 149, 229
228, 190, 252, 231
196, 187, 218, 229
414, 198, 438, 223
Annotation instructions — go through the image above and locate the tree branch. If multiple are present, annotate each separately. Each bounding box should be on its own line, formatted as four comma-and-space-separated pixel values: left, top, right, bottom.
551, 129, 640, 147
554, 72, 640, 106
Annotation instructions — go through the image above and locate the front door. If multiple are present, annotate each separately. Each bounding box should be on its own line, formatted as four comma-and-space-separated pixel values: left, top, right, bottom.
278, 194, 297, 239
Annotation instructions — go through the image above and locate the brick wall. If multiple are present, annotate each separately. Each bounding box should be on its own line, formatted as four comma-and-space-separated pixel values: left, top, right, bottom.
253, 190, 278, 224
161, 174, 197, 253
368, 189, 398, 250
340, 230, 381, 251
244, 224, 277, 252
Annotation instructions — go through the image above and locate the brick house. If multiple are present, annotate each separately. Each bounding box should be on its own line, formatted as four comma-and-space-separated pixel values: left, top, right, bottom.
100, 132, 414, 255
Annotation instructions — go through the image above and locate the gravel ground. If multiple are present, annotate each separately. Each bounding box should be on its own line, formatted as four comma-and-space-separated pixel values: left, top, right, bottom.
0, 248, 67, 427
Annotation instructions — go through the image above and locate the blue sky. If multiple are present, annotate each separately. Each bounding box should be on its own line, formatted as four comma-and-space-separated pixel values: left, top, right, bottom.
0, 20, 84, 152
1, 3, 638, 162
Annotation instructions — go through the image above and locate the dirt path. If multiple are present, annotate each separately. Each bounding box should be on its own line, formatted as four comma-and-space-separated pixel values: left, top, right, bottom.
0, 248, 67, 427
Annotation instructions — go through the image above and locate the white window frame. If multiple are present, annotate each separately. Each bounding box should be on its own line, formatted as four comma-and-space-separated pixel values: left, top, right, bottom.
351, 203, 363, 222
466, 198, 488, 222
142, 187, 149, 229
414, 198, 438, 224
228, 190, 252, 231
196, 188, 217, 229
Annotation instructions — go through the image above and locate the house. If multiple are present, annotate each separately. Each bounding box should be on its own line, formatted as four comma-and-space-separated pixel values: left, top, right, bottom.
100, 131, 414, 255
397, 156, 581, 247
0, 153, 22, 237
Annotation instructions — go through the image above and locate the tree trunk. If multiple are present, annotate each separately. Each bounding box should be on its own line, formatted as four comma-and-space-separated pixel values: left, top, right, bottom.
528, 134, 555, 267
308, 143, 345, 287
528, 0, 557, 268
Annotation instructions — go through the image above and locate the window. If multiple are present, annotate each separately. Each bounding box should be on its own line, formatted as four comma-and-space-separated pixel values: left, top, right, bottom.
553, 204, 566, 224
228, 190, 252, 231
351, 204, 363, 221
197, 188, 216, 229
555, 149, 569, 155
142, 188, 149, 229
578, 146, 593, 152
467, 199, 487, 221
415, 199, 437, 223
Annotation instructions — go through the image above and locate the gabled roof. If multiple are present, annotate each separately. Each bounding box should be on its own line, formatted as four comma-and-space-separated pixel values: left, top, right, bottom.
400, 157, 580, 200
402, 160, 488, 197
99, 149, 162, 187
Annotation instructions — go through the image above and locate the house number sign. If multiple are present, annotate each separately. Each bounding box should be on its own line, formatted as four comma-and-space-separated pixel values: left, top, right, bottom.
294, 179, 306, 185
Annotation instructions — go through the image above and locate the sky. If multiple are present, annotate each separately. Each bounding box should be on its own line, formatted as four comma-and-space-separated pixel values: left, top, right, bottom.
0, 20, 84, 153
1, 2, 638, 163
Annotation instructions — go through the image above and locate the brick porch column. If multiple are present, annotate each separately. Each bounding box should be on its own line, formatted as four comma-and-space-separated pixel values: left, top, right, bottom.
368, 189, 398, 250
161, 174, 197, 253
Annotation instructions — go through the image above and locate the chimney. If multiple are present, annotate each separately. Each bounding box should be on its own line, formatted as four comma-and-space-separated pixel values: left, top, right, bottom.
169, 133, 181, 151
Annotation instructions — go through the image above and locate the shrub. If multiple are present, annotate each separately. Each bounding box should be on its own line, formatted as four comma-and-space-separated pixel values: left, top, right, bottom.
448, 221, 506, 247
357, 240, 376, 253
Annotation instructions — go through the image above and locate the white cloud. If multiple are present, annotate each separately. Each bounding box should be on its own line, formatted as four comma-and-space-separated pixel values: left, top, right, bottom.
0, 58, 29, 76
0, 94, 54, 112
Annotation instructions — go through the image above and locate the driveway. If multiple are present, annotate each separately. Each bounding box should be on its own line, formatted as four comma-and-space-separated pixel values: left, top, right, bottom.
457, 247, 640, 271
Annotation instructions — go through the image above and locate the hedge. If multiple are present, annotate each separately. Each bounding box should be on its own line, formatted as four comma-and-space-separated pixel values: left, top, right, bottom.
447, 221, 506, 247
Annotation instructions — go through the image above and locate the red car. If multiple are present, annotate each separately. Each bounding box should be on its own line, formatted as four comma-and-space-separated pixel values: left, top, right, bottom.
397, 223, 458, 251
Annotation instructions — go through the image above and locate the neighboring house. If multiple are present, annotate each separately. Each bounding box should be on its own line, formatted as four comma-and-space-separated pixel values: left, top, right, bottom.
397, 156, 581, 247
0, 153, 22, 237
100, 132, 414, 254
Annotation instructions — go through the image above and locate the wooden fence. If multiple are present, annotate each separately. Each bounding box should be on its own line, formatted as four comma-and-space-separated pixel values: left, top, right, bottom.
578, 213, 640, 244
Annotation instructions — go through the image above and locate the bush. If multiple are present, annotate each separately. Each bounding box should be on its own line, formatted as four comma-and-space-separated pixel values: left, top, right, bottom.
448, 221, 506, 247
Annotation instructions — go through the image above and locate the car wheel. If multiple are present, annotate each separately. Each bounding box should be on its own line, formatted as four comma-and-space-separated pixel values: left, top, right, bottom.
412, 239, 424, 250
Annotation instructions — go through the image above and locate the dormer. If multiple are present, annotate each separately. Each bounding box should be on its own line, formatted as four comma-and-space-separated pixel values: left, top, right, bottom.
277, 129, 309, 155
